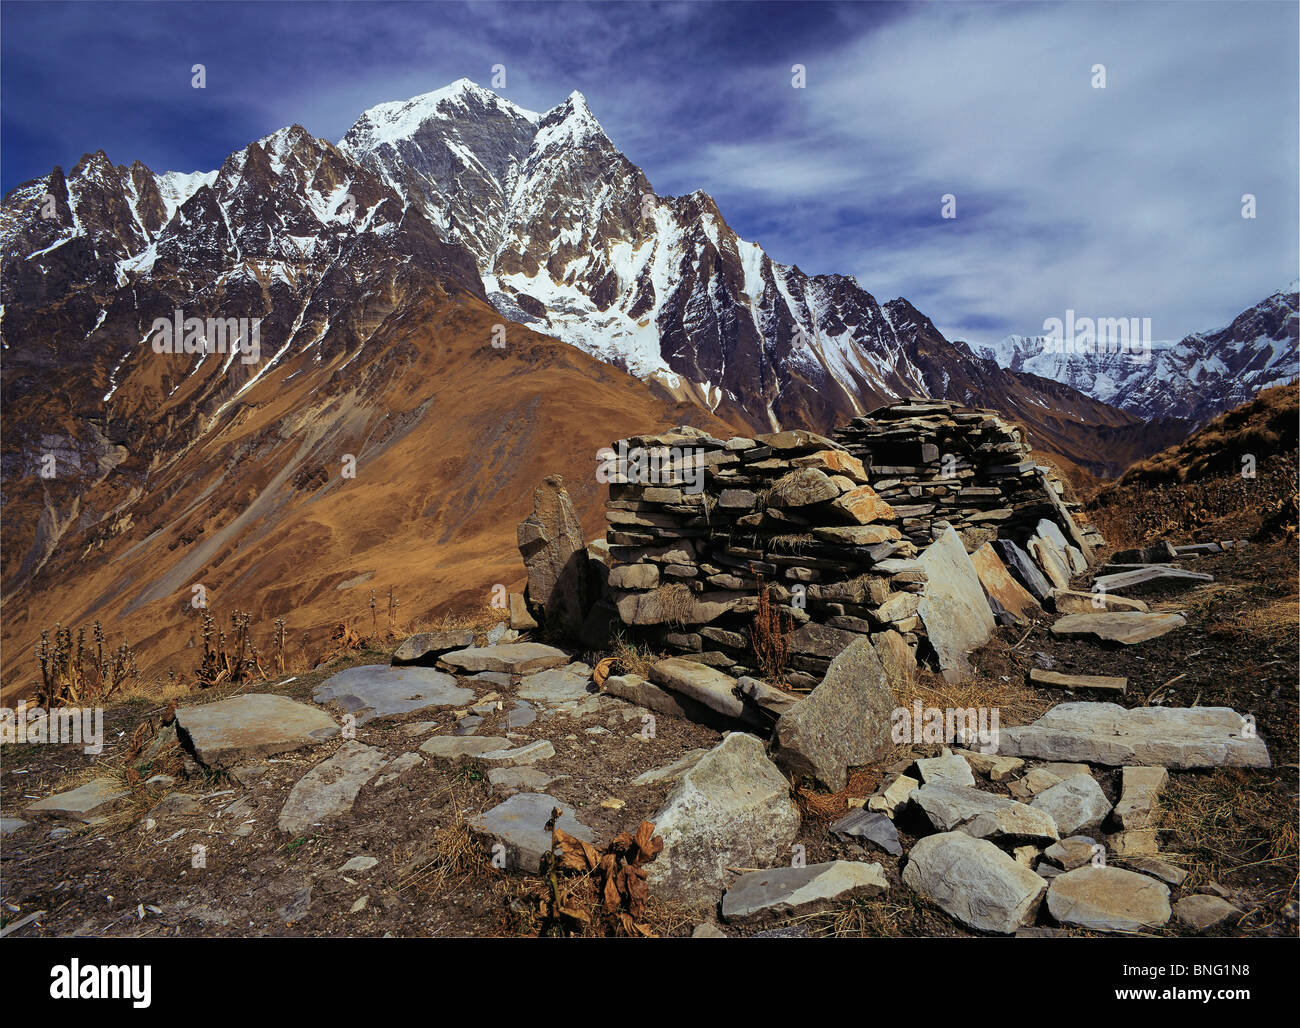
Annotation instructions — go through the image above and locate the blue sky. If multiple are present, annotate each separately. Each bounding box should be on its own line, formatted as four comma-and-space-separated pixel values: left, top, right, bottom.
3, 0, 1296, 344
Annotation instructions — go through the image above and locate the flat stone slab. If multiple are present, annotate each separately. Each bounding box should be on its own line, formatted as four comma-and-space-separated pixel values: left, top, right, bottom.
1029, 669, 1127, 694
1051, 588, 1149, 614
1, 817, 30, 835
1046, 866, 1171, 932
440, 643, 570, 675
721, 860, 888, 924
278, 741, 391, 834
903, 832, 1047, 935
829, 809, 902, 855
419, 735, 510, 759
174, 694, 340, 770
27, 779, 130, 821
1050, 612, 1187, 645
998, 702, 1270, 768
312, 665, 473, 725
516, 662, 595, 706
487, 767, 560, 795
650, 658, 763, 728
915, 753, 977, 787
1092, 566, 1213, 595
391, 630, 475, 665
469, 793, 593, 872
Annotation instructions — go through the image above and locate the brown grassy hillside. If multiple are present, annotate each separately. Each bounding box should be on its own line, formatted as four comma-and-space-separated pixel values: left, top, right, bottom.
0, 292, 733, 700
1087, 383, 1298, 548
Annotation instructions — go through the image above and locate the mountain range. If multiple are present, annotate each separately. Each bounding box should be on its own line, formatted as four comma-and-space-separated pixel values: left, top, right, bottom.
0, 79, 1283, 690
972, 284, 1298, 427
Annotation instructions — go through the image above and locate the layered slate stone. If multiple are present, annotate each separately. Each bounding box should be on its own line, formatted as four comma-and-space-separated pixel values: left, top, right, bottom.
971, 542, 1042, 625
649, 658, 765, 728
721, 860, 888, 924
998, 702, 1270, 768
771, 636, 897, 790
278, 741, 391, 834
174, 694, 339, 770
916, 526, 996, 683
440, 643, 570, 675
650, 733, 800, 903
902, 832, 1047, 934
1050, 612, 1186, 645
910, 783, 1059, 844
994, 539, 1054, 602
312, 665, 473, 725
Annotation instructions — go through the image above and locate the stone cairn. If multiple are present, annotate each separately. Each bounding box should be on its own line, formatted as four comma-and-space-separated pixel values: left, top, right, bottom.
594, 400, 1104, 686
833, 399, 1104, 555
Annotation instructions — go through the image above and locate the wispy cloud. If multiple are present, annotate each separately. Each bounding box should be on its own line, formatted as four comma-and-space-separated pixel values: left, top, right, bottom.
2, 1, 1295, 345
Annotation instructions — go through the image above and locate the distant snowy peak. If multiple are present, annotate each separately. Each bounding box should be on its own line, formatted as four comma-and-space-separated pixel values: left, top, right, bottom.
978, 286, 1299, 424
339, 79, 541, 156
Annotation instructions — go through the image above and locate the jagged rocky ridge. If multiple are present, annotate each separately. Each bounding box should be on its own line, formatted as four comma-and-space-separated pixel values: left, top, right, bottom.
4, 78, 1172, 478
973, 285, 1299, 427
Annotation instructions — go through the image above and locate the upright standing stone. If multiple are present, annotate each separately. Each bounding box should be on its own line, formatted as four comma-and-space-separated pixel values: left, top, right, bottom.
917, 526, 996, 683
771, 637, 898, 790
517, 475, 588, 636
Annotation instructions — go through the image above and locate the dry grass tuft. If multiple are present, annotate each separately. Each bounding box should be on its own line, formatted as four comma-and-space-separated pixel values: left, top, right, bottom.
653, 583, 696, 629
1157, 771, 1298, 887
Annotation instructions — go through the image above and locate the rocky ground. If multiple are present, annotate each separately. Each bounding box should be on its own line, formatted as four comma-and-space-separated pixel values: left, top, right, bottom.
1, 540, 1295, 938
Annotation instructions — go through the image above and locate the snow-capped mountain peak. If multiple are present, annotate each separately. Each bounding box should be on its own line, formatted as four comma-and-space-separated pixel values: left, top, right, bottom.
977, 286, 1298, 424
